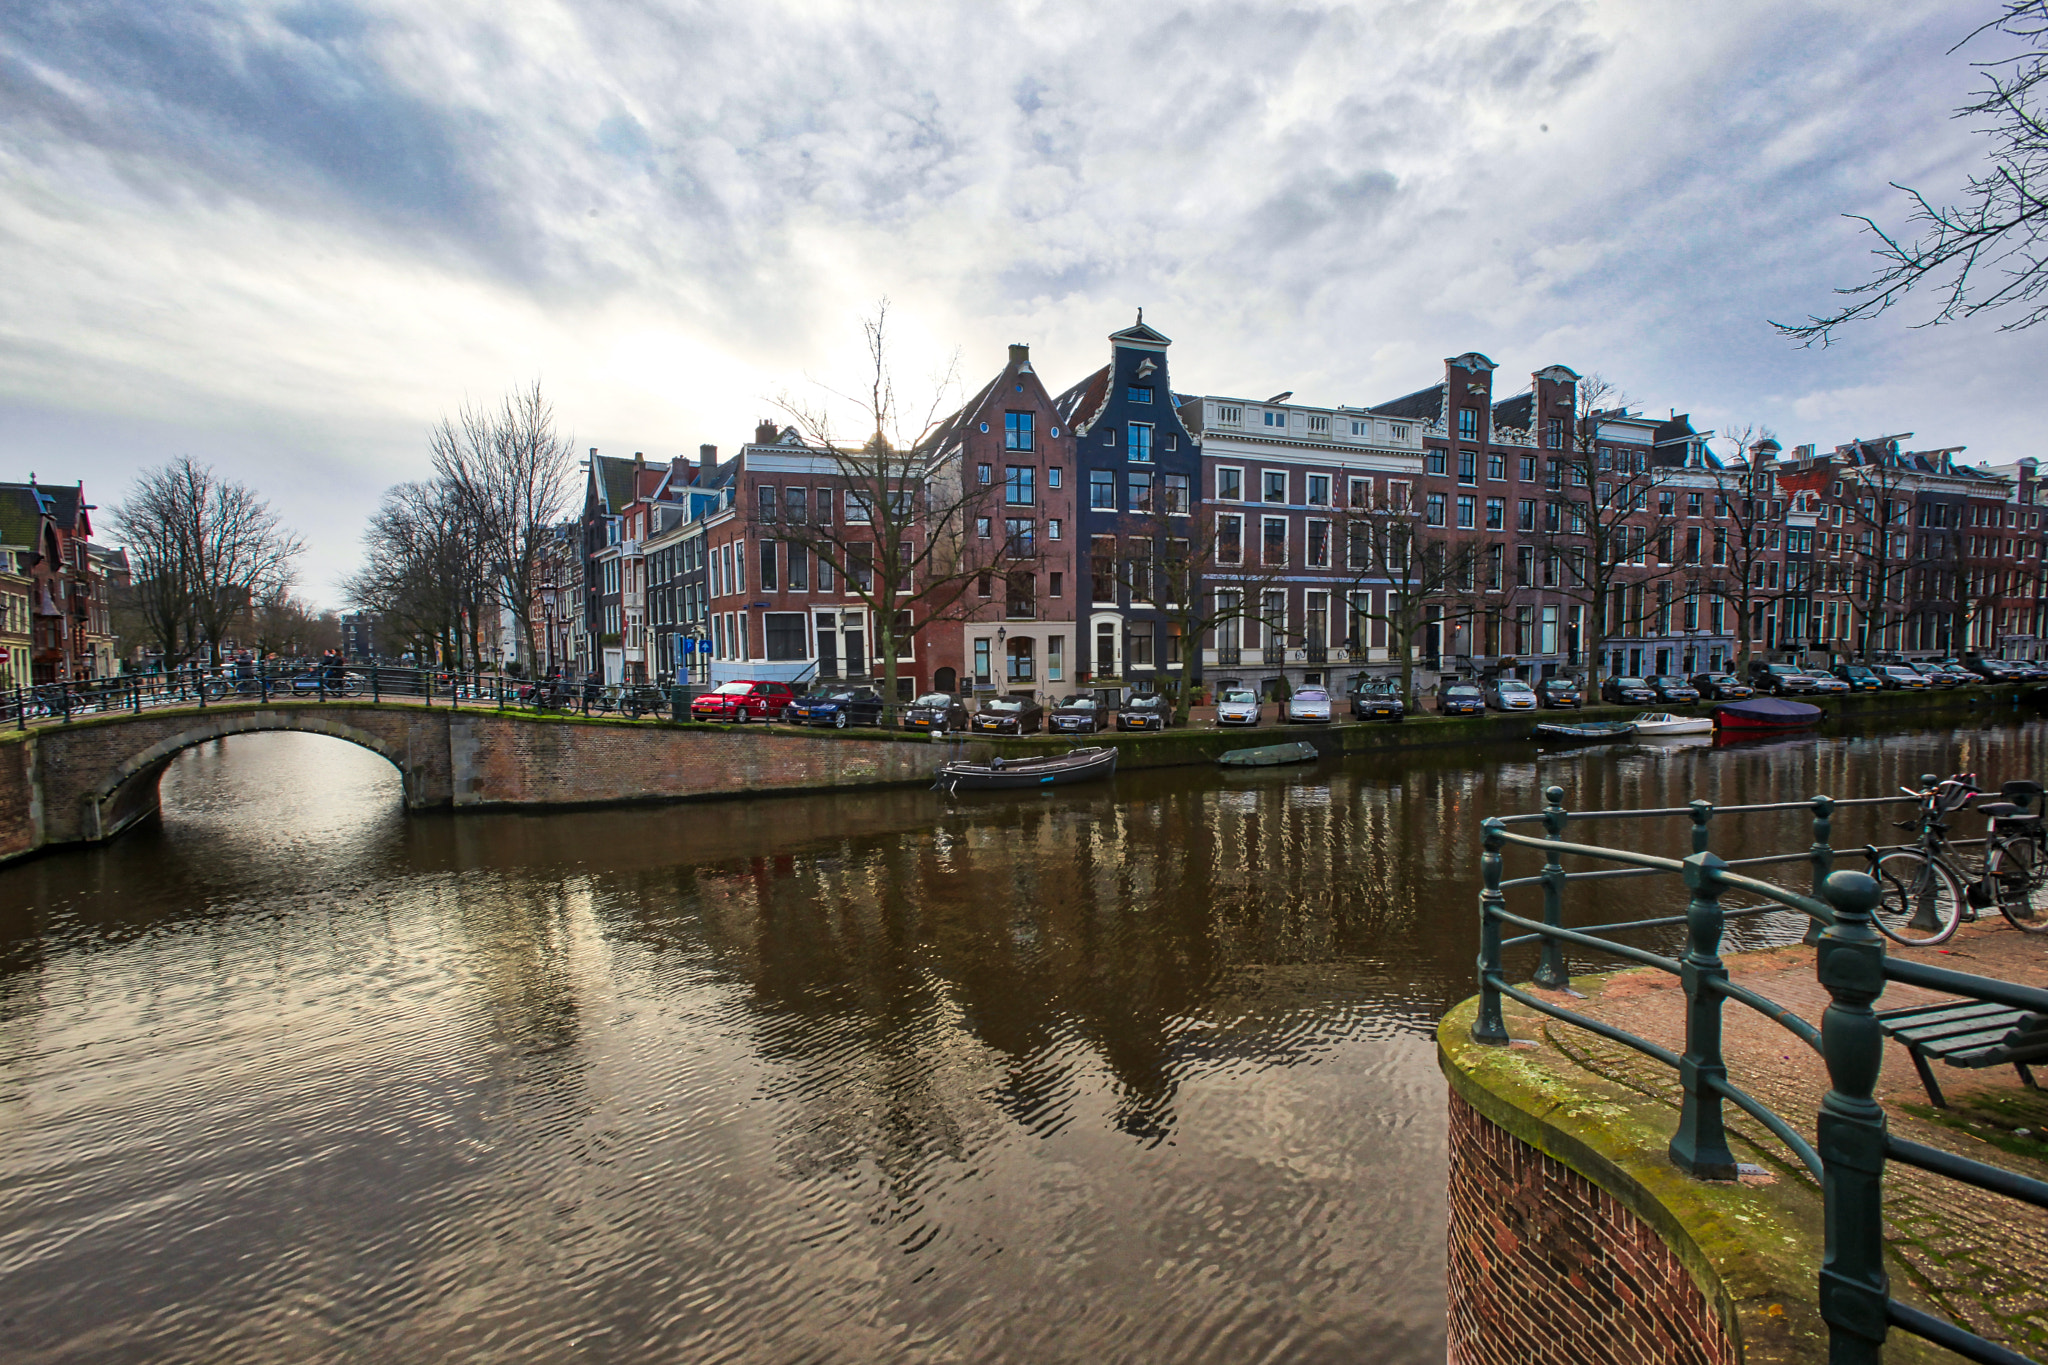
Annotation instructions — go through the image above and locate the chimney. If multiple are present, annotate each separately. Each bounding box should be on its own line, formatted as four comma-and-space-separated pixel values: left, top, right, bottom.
700, 443, 717, 470
754, 420, 779, 445
1008, 342, 1032, 374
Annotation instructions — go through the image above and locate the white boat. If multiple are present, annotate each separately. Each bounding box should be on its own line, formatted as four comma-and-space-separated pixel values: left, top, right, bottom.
1631, 711, 1713, 736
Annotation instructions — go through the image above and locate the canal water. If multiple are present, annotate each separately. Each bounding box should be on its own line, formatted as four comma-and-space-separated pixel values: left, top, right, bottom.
2, 718, 2044, 1364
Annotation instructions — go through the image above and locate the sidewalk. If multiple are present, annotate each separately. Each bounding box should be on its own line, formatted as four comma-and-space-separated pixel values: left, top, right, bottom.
1520, 915, 2048, 1356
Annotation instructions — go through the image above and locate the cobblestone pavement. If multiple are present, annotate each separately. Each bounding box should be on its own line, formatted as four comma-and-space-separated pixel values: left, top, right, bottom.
1524, 915, 2048, 1357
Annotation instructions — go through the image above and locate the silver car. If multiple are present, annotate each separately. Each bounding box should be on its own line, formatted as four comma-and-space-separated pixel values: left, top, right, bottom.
1285, 686, 1333, 724
1216, 688, 1262, 726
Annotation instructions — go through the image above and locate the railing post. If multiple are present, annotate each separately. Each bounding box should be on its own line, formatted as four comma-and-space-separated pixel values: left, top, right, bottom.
1473, 817, 1512, 1044
371, 666, 380, 703
1534, 786, 1571, 990
59, 682, 71, 724
1806, 794, 1836, 945
1670, 850, 1737, 1180
424, 669, 432, 708
1689, 798, 1713, 856
197, 666, 207, 709
13, 686, 22, 731
1815, 870, 1890, 1365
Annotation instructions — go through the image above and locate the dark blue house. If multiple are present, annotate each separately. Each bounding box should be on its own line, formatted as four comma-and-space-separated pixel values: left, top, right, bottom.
1055, 314, 1202, 691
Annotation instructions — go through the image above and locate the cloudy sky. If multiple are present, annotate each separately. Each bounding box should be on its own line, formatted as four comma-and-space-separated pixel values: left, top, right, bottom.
3, 0, 2041, 605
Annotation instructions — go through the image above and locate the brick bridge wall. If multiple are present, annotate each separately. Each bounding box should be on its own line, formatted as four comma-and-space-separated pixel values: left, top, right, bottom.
1446, 1091, 1739, 1365
0, 703, 968, 862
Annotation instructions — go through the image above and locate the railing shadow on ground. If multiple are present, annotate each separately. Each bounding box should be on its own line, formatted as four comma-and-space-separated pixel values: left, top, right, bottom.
1474, 785, 2048, 1365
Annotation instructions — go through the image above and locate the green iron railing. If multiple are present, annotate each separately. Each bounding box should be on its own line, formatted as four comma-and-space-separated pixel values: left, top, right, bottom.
1475, 784, 2048, 1365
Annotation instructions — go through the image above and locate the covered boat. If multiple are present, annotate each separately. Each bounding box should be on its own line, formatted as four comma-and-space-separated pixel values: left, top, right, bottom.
1218, 741, 1320, 768
934, 745, 1117, 793
1533, 720, 1637, 744
1630, 712, 1713, 736
1714, 697, 1823, 732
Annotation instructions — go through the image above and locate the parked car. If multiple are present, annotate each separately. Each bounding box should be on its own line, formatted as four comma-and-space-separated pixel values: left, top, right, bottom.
1350, 680, 1407, 722
1483, 678, 1539, 711
785, 686, 885, 728
1216, 688, 1263, 726
1600, 676, 1657, 705
1285, 686, 1334, 724
901, 692, 970, 732
690, 679, 796, 722
1437, 682, 1486, 715
1805, 673, 1850, 695
1118, 694, 1175, 731
1964, 657, 2017, 682
1934, 662, 1979, 686
1689, 673, 1754, 700
1831, 664, 1884, 693
1907, 661, 1959, 688
972, 695, 1044, 734
1645, 675, 1700, 704
1877, 665, 1930, 690
1049, 694, 1107, 734
1535, 676, 1582, 709
1748, 663, 1819, 696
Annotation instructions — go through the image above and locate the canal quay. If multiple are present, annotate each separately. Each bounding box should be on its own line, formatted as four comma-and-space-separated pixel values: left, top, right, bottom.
0, 719, 2044, 1363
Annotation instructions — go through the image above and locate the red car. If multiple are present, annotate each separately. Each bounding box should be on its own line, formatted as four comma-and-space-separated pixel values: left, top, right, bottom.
689, 680, 795, 722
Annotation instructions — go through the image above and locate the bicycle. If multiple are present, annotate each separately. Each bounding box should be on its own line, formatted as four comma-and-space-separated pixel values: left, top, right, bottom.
1864, 773, 2048, 945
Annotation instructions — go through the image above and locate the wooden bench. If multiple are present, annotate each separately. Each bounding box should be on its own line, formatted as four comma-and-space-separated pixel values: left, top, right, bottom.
1876, 999, 2048, 1108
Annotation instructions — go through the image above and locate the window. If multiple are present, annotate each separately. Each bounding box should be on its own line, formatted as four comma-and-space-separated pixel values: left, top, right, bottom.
1047, 635, 1064, 682
1391, 423, 1410, 442
1348, 522, 1370, 571
1350, 419, 1371, 437
978, 572, 993, 598
815, 488, 834, 524
1307, 519, 1330, 567
1388, 480, 1411, 510
1458, 408, 1478, 440
1130, 470, 1153, 511
1263, 516, 1287, 565
1457, 449, 1476, 484
849, 544, 871, 590
1218, 514, 1243, 563
974, 638, 991, 685
1004, 412, 1033, 450
1307, 474, 1330, 505
1128, 424, 1152, 462
758, 485, 779, 522
1545, 417, 1563, 449
1005, 466, 1036, 505
1349, 476, 1371, 507
1006, 574, 1036, 625
1686, 492, 1702, 518
1048, 518, 1062, 540
1306, 414, 1330, 434
1659, 490, 1674, 516
1456, 494, 1475, 529
788, 543, 809, 591
1487, 452, 1505, 481
1092, 537, 1117, 601
846, 492, 871, 524
782, 486, 807, 525
1519, 454, 1535, 481
764, 612, 806, 661
1218, 467, 1242, 500
1264, 410, 1287, 428
1425, 493, 1446, 526
1164, 473, 1190, 514
1517, 498, 1535, 531
1127, 539, 1153, 601
1216, 405, 1243, 425
1517, 545, 1534, 586
976, 463, 991, 485
1427, 448, 1447, 475
1050, 572, 1063, 598
1126, 386, 1153, 404
1090, 470, 1115, 510
1006, 518, 1035, 556
1263, 471, 1286, 503
1047, 467, 1061, 488
1128, 623, 1154, 668
976, 516, 992, 539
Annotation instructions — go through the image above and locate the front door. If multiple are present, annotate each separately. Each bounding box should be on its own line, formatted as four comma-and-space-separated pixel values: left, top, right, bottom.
815, 611, 868, 682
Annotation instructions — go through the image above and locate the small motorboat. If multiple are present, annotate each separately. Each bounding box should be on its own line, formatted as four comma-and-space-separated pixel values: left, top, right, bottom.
1217, 741, 1320, 768
934, 745, 1118, 792
1532, 720, 1637, 744
1630, 712, 1713, 737
1714, 697, 1822, 732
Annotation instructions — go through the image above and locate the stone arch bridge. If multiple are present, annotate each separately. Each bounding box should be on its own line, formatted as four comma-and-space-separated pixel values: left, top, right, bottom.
0, 701, 961, 863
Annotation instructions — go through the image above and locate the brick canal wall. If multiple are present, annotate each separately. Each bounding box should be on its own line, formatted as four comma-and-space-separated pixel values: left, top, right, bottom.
1446, 1091, 1737, 1365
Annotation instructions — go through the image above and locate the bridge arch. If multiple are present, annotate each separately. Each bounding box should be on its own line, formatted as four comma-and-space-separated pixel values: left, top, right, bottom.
70, 708, 435, 844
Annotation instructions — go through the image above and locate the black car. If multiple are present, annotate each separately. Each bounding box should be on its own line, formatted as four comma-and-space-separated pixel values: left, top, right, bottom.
900, 691, 970, 732
972, 695, 1044, 734
1748, 663, 1819, 696
1600, 676, 1657, 705
1689, 673, 1753, 700
1350, 680, 1407, 722
1964, 657, 2016, 682
1048, 693, 1106, 734
1437, 682, 1485, 715
1645, 675, 1700, 704
786, 686, 885, 728
1535, 676, 1581, 709
1831, 664, 1884, 693
1117, 694, 1174, 731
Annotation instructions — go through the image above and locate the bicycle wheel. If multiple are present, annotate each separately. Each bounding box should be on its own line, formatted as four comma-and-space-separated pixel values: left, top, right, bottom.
1870, 850, 1964, 946
1985, 838, 2048, 934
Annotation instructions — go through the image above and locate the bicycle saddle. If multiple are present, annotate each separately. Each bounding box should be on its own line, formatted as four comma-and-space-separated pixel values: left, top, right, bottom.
2002, 779, 2045, 799
1978, 801, 2021, 819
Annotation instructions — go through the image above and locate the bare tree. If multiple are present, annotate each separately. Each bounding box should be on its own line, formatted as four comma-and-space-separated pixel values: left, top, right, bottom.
1527, 375, 1685, 691
429, 381, 575, 671
1703, 425, 1800, 672
109, 457, 303, 666
345, 480, 493, 665
1840, 456, 1919, 658
774, 306, 1021, 712
1776, 3, 2048, 343
1333, 487, 1487, 703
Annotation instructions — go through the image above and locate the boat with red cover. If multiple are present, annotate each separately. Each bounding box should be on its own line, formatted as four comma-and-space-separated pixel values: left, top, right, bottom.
1713, 697, 1823, 732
